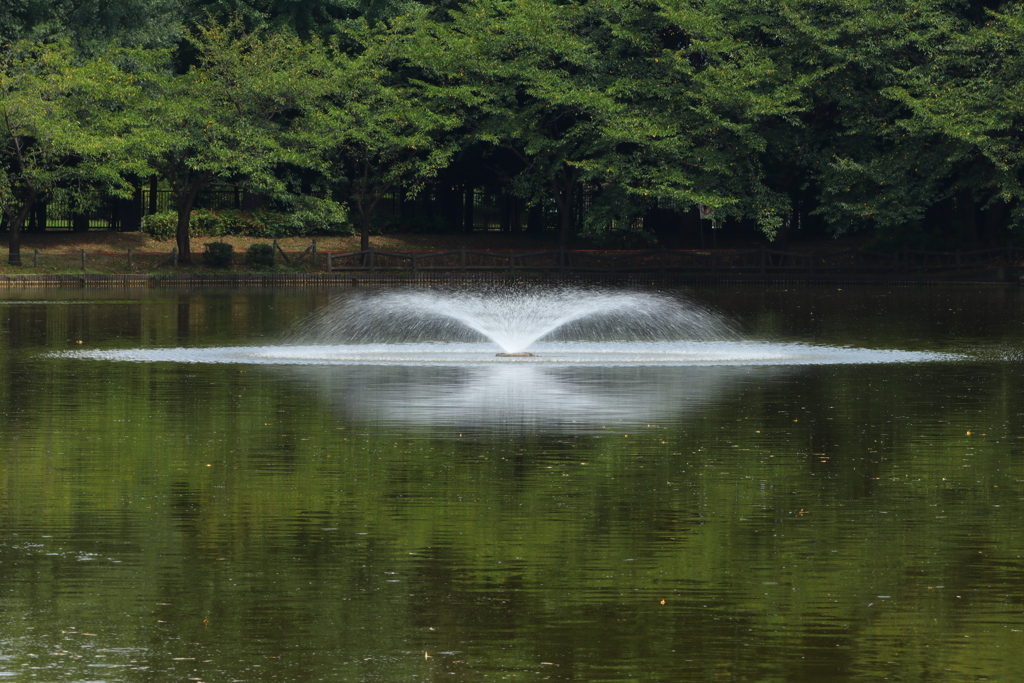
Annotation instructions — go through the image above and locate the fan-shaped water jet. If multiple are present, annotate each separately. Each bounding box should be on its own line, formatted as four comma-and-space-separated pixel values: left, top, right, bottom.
52, 285, 964, 367
291, 285, 737, 355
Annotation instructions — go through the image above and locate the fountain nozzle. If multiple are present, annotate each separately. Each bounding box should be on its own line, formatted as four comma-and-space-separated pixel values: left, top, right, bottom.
496, 352, 535, 357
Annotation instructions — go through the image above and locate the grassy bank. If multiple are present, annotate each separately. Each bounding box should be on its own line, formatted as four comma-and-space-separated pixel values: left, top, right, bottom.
2, 231, 570, 255
0, 232, 568, 275
0, 231, 1018, 283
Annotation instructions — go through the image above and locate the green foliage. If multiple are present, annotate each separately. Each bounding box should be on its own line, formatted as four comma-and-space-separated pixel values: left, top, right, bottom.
0, 41, 144, 264
404, 0, 801, 245
133, 16, 336, 262
142, 206, 350, 240
270, 195, 351, 237
202, 241, 234, 267
244, 242, 276, 267
0, 0, 184, 50
8, 2, 1024, 256
140, 211, 178, 239
302, 21, 461, 250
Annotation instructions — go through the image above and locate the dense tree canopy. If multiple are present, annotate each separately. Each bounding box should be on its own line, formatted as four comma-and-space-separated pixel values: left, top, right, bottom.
132, 19, 338, 262
0, 41, 143, 264
1, 0, 1022, 263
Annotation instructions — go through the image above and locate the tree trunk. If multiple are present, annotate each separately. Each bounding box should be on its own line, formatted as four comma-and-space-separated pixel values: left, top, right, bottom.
6, 190, 39, 266
119, 185, 144, 231
463, 184, 475, 233
499, 194, 511, 232
174, 174, 211, 265
28, 202, 46, 233
360, 212, 371, 252
558, 209, 573, 249
955, 188, 978, 246
355, 183, 386, 254
553, 188, 575, 249
510, 197, 522, 232
440, 185, 461, 229
983, 196, 1007, 246
527, 204, 544, 232
552, 167, 579, 250
175, 194, 198, 265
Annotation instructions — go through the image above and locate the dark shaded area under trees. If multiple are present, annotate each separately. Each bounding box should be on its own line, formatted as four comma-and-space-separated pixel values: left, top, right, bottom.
2, 0, 1024, 264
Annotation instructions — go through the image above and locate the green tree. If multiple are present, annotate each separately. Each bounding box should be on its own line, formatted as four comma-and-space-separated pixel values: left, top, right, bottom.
740, 0, 1019, 246
406, 0, 801, 247
309, 22, 459, 252
0, 0, 184, 50
765, 0, 962, 241
586, 0, 804, 241
406, 0, 619, 247
136, 19, 333, 263
181, 0, 416, 35
881, 3, 1024, 241
0, 42, 141, 265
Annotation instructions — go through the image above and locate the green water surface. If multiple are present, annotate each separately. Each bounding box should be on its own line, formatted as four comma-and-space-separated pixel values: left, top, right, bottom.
0, 285, 1023, 682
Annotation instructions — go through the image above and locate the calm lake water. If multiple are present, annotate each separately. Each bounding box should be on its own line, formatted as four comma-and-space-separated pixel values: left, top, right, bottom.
0, 284, 1022, 682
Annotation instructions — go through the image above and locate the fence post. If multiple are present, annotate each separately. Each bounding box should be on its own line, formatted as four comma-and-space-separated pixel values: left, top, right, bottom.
311, 239, 317, 268
368, 248, 376, 272
273, 240, 290, 264
81, 250, 86, 271
33, 250, 38, 268
760, 247, 766, 274
172, 247, 178, 267
659, 246, 667, 280
128, 249, 133, 269
460, 247, 466, 271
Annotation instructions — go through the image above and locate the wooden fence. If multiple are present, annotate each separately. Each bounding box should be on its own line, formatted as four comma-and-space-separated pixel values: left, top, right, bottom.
18, 240, 319, 271
325, 246, 1024, 275
11, 243, 1023, 279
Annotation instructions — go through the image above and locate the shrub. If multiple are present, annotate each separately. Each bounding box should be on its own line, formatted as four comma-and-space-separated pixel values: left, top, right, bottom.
141, 212, 177, 240
245, 243, 276, 268
203, 242, 234, 268
141, 206, 352, 241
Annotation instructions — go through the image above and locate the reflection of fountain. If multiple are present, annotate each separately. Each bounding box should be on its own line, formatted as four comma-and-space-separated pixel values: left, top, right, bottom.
286, 364, 772, 432
290, 286, 737, 355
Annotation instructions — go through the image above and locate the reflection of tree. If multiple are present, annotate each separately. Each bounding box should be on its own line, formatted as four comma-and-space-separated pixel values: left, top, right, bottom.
1, 305, 1024, 678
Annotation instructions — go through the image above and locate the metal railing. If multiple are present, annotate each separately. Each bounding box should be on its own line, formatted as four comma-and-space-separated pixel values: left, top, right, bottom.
326, 246, 1024, 275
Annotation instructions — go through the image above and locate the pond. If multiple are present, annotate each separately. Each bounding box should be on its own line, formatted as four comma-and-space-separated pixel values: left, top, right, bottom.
0, 284, 1022, 682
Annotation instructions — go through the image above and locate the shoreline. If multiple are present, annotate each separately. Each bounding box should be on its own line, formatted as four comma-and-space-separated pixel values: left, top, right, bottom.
1, 233, 1019, 285
0, 271, 1017, 286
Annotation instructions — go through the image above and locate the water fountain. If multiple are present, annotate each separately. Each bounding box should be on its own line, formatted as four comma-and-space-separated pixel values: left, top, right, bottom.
290, 286, 738, 357
54, 285, 958, 366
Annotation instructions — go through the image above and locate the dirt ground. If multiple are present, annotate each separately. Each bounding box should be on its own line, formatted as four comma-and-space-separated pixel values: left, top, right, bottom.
2, 231, 566, 255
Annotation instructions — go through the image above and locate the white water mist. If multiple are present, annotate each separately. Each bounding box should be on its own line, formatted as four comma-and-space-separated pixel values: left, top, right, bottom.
290, 285, 738, 354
